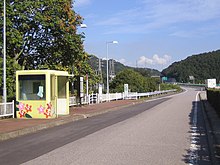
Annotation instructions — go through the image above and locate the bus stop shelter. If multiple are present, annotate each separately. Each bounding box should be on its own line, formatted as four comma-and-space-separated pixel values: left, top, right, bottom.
16, 70, 69, 119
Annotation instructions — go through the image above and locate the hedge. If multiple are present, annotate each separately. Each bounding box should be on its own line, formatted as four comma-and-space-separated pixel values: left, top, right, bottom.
206, 88, 220, 116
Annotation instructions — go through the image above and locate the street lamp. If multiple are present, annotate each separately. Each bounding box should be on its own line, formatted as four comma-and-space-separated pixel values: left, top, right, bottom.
75, 24, 87, 104
106, 41, 118, 95
3, 0, 7, 113
80, 24, 87, 28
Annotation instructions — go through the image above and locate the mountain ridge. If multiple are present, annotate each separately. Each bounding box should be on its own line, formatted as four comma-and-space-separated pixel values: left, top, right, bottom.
162, 49, 220, 83
88, 54, 161, 78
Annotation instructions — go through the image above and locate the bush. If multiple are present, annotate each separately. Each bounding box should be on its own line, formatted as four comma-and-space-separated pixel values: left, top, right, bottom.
160, 83, 181, 91
109, 69, 157, 93
207, 88, 220, 116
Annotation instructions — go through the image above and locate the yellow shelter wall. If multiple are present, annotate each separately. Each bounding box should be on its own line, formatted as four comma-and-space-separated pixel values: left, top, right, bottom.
16, 70, 69, 119
16, 100, 56, 119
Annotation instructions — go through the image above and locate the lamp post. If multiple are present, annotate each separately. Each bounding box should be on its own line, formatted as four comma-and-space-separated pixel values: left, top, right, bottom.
75, 23, 87, 104
71, 23, 87, 95
80, 24, 87, 28
3, 0, 7, 113
106, 41, 118, 96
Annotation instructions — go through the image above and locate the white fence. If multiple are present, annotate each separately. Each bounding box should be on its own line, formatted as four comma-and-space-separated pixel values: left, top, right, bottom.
69, 89, 177, 106
0, 89, 176, 118
135, 89, 177, 98
69, 96, 77, 106
0, 101, 14, 118
100, 93, 124, 102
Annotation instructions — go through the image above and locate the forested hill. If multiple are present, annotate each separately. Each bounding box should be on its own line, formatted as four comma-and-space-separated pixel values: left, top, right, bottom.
88, 55, 161, 77
162, 50, 220, 83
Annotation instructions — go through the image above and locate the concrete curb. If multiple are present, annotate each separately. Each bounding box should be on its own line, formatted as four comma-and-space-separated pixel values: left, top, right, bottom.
0, 115, 85, 141
199, 92, 220, 164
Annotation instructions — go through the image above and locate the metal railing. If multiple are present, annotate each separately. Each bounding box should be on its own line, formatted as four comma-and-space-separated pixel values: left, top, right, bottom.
136, 89, 177, 98
69, 89, 177, 106
100, 93, 124, 102
69, 96, 77, 106
0, 100, 14, 118
0, 89, 176, 119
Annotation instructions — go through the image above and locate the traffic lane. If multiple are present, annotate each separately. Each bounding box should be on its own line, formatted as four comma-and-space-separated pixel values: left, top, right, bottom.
0, 97, 170, 165
23, 88, 199, 165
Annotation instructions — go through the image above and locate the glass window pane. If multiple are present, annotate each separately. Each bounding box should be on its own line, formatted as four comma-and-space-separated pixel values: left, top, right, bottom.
58, 77, 67, 98
50, 75, 56, 100
19, 75, 46, 100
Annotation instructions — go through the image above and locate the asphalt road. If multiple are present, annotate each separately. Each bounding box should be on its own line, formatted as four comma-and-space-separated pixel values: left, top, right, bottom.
0, 87, 211, 165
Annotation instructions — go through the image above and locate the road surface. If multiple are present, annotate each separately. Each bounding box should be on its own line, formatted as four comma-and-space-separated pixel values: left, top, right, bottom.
0, 87, 211, 164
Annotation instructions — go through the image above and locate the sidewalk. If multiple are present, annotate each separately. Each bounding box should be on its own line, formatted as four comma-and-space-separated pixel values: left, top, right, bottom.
199, 91, 220, 164
0, 99, 138, 141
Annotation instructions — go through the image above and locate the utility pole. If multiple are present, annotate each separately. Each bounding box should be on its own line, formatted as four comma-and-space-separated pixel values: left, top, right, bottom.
106, 41, 118, 95
3, 0, 7, 113
98, 58, 103, 83
109, 59, 115, 82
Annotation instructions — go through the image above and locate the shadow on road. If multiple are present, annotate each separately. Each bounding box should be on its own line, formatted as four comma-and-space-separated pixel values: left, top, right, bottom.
182, 101, 212, 165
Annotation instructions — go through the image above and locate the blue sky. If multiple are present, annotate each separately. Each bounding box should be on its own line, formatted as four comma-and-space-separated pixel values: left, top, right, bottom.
74, 0, 220, 71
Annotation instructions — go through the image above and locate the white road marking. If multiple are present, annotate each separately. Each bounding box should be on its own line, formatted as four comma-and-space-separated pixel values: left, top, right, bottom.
143, 88, 188, 103
188, 91, 200, 165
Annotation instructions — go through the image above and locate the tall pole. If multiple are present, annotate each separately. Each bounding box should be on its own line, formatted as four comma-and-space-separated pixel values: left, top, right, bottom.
3, 0, 7, 112
106, 43, 109, 95
86, 74, 88, 97
106, 41, 118, 97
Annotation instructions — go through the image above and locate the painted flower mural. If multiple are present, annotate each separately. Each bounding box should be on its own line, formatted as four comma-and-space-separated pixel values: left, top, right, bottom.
37, 105, 45, 114
16, 102, 53, 119
17, 102, 32, 118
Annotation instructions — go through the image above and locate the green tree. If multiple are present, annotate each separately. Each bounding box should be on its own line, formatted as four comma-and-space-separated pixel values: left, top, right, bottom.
162, 50, 220, 83
4, 0, 84, 70
109, 69, 157, 93
0, 0, 97, 100
160, 83, 181, 91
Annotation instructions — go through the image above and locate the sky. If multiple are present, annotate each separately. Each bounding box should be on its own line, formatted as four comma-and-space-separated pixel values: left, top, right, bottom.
74, 0, 220, 71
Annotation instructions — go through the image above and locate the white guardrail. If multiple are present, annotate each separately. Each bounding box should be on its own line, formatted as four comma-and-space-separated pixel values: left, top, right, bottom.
0, 101, 15, 118
0, 90, 176, 118
69, 89, 176, 106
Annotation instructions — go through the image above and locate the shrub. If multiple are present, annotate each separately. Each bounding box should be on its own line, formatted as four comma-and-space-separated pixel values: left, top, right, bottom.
207, 88, 220, 116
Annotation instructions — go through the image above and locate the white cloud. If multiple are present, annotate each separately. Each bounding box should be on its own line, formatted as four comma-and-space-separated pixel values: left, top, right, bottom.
117, 58, 132, 66
152, 54, 171, 65
117, 58, 126, 64
95, 0, 220, 36
138, 56, 153, 66
137, 54, 171, 66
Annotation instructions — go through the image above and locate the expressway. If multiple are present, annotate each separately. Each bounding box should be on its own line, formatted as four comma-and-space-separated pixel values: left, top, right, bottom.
0, 87, 211, 164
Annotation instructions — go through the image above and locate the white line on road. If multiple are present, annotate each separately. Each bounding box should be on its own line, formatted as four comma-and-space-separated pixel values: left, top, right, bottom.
189, 91, 200, 165
144, 88, 188, 103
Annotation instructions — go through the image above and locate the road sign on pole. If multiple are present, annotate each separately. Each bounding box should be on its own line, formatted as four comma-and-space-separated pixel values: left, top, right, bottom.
207, 79, 216, 88
124, 84, 128, 97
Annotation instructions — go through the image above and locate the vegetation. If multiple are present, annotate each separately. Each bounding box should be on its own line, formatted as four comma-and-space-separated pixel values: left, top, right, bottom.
0, 0, 98, 100
162, 50, 220, 83
160, 83, 181, 92
89, 55, 179, 93
132, 67, 161, 77
207, 88, 220, 117
88, 55, 161, 85
109, 69, 159, 93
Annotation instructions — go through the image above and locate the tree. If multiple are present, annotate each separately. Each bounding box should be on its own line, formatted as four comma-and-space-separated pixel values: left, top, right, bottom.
0, 0, 97, 100
109, 69, 158, 93
162, 50, 220, 83
4, 0, 84, 70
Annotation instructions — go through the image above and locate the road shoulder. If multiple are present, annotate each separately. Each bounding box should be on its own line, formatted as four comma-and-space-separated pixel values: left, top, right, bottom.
199, 91, 220, 164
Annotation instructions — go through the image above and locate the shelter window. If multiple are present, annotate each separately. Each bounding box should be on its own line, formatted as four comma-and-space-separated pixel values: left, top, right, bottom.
58, 76, 67, 98
19, 75, 46, 100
